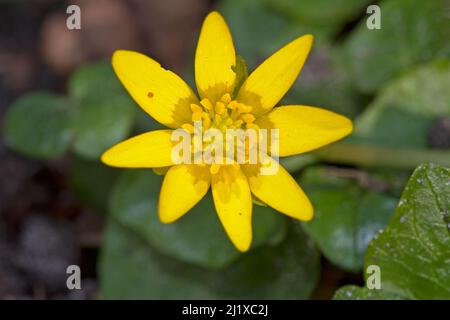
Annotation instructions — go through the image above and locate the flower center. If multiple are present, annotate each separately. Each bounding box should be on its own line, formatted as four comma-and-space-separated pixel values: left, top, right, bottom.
180, 93, 260, 174
182, 93, 258, 133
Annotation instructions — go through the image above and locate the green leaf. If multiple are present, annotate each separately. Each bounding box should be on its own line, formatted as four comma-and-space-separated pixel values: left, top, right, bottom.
333, 285, 403, 300
99, 220, 215, 299
68, 61, 136, 159
218, 0, 333, 70
341, 0, 450, 92
99, 219, 319, 299
110, 170, 288, 269
67, 156, 119, 213
215, 224, 320, 299
3, 92, 74, 159
219, 0, 365, 118
352, 60, 450, 148
218, 0, 297, 67
300, 166, 397, 271
218, 1, 363, 117
266, 0, 372, 27
134, 107, 164, 134
283, 45, 364, 118
364, 163, 450, 299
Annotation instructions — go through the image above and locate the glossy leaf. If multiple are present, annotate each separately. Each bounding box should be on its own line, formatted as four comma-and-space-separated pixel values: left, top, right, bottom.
218, 0, 333, 70
213, 224, 320, 299
284, 45, 364, 118
300, 167, 397, 271
99, 220, 214, 299
364, 163, 450, 299
68, 156, 119, 213
333, 285, 402, 300
3, 92, 74, 159
68, 61, 136, 159
100, 219, 319, 299
110, 170, 287, 269
266, 0, 372, 27
352, 60, 450, 148
341, 0, 450, 92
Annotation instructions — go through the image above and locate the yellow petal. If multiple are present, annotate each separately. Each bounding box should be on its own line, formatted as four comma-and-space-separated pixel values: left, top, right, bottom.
236, 34, 313, 117
255, 105, 353, 157
158, 165, 211, 223
195, 11, 236, 103
112, 50, 198, 129
101, 130, 175, 168
211, 166, 252, 252
242, 161, 313, 221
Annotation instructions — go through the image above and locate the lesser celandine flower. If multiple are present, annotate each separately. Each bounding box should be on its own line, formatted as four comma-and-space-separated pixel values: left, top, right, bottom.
101, 11, 352, 252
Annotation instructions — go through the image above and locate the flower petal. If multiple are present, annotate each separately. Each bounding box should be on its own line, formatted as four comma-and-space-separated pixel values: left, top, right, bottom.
112, 50, 197, 129
236, 34, 313, 117
101, 130, 175, 168
255, 105, 353, 157
211, 166, 252, 252
158, 164, 211, 223
242, 161, 313, 221
195, 11, 236, 102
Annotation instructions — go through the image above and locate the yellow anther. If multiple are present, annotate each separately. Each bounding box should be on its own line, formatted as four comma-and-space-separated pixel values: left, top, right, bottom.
237, 104, 252, 114
227, 100, 238, 109
241, 113, 255, 124
210, 163, 221, 175
200, 98, 213, 110
184, 93, 261, 168
192, 112, 202, 122
201, 113, 211, 128
221, 93, 232, 104
225, 118, 234, 126
181, 123, 195, 134
190, 103, 202, 113
215, 101, 226, 115
246, 123, 260, 130
230, 120, 242, 128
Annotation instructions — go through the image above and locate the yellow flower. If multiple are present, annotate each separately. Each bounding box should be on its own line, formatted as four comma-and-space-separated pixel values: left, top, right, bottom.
101, 11, 352, 252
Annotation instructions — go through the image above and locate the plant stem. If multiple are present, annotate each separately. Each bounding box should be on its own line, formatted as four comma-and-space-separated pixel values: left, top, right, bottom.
313, 143, 450, 169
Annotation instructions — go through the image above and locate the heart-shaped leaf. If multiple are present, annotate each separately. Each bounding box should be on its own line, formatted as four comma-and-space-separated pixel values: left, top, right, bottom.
341, 0, 450, 92
110, 169, 288, 269
300, 166, 397, 271
364, 163, 450, 299
333, 285, 402, 300
333, 163, 450, 299
68, 61, 136, 159
352, 60, 450, 148
4, 92, 74, 159
99, 219, 319, 299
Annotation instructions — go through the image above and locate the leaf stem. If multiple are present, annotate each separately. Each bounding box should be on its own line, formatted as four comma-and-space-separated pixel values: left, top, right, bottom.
313, 143, 450, 169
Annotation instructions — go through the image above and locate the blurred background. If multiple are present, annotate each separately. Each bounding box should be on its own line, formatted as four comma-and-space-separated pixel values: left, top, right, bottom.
0, 0, 449, 300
